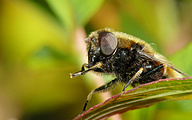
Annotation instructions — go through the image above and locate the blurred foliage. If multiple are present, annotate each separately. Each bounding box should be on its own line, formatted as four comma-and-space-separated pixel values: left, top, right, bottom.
0, 0, 191, 120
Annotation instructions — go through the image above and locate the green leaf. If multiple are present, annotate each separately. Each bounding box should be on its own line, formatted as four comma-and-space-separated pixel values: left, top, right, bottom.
25, 46, 77, 69
47, 0, 104, 28
74, 77, 192, 120
46, 0, 74, 30
71, 0, 104, 26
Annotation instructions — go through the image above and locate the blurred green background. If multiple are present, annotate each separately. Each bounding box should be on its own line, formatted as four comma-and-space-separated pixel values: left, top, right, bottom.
0, 0, 192, 120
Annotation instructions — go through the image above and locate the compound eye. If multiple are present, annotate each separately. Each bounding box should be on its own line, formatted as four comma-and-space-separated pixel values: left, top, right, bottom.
99, 32, 118, 56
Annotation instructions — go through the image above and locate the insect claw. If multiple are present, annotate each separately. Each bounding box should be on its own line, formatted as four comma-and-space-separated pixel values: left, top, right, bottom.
70, 73, 76, 78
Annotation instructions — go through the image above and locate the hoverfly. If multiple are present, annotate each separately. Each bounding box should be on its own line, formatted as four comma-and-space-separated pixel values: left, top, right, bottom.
70, 28, 188, 113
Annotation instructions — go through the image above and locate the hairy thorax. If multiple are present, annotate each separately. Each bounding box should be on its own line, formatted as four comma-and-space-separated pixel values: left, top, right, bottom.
101, 43, 164, 87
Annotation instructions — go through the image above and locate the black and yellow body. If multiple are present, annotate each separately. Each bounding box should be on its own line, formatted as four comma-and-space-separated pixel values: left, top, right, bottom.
70, 28, 188, 113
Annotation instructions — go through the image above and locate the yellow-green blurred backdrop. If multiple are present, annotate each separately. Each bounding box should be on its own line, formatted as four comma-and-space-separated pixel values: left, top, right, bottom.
0, 0, 192, 120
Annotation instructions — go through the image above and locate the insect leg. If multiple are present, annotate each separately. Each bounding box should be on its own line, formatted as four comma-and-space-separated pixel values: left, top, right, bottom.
82, 78, 118, 113
70, 62, 102, 78
122, 67, 144, 92
142, 64, 164, 78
